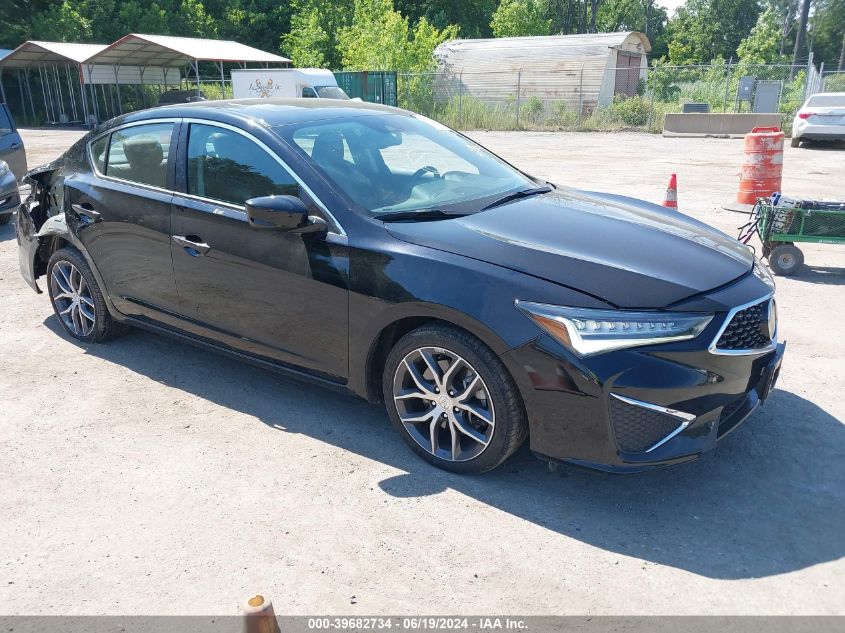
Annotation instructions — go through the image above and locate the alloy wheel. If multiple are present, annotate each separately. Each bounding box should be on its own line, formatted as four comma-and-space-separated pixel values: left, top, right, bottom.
50, 261, 96, 337
392, 346, 495, 462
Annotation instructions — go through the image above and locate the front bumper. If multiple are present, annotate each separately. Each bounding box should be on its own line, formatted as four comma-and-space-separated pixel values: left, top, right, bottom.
501, 276, 785, 472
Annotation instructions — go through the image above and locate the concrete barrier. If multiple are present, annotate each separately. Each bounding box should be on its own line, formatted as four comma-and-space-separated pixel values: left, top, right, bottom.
663, 113, 783, 138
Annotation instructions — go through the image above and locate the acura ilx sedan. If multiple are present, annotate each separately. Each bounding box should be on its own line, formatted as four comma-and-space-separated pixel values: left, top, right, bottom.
16, 99, 785, 474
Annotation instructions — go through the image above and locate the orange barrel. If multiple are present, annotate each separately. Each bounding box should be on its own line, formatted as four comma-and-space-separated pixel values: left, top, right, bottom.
736, 126, 784, 205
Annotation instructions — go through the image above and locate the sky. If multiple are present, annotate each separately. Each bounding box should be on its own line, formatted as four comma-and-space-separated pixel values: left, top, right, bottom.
658, 0, 686, 15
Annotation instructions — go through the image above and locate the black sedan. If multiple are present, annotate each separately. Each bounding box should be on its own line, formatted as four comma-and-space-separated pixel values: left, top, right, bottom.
16, 99, 784, 474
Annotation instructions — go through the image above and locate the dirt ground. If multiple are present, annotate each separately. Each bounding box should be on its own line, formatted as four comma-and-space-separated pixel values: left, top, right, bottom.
1, 128, 843, 616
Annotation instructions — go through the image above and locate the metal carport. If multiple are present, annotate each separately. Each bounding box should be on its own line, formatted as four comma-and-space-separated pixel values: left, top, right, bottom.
83, 33, 291, 111
0, 41, 108, 126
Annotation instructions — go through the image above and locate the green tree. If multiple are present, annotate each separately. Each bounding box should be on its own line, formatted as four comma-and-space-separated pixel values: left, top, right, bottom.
30, 1, 93, 42
338, 0, 457, 71
809, 0, 845, 67
282, 0, 354, 69
666, 0, 762, 63
395, 0, 497, 38
737, 7, 784, 62
491, 0, 552, 37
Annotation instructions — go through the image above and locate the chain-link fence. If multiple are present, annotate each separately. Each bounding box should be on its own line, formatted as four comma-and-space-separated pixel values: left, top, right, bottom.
398, 60, 823, 134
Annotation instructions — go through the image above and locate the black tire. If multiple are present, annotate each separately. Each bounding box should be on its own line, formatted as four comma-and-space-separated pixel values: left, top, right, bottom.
790, 137, 800, 148
47, 247, 131, 343
0, 213, 12, 225
768, 244, 804, 276
382, 323, 528, 474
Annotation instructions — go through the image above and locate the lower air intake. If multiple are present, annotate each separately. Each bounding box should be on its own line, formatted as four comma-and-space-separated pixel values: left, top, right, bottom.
609, 395, 691, 453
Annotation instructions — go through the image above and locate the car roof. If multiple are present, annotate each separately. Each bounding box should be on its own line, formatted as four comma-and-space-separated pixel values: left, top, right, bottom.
108, 98, 403, 131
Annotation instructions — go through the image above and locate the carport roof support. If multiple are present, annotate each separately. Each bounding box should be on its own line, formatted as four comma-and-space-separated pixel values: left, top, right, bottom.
84, 33, 291, 66
0, 41, 109, 68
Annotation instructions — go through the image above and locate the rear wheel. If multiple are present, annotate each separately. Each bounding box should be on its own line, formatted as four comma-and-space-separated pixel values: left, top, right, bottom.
769, 244, 804, 276
383, 324, 528, 474
47, 247, 130, 343
790, 137, 800, 148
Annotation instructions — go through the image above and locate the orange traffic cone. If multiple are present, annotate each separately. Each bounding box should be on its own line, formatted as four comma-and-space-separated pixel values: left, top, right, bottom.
244, 595, 281, 633
663, 174, 678, 209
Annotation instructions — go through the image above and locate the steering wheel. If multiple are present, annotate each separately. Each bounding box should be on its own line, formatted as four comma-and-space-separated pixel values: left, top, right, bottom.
411, 165, 441, 181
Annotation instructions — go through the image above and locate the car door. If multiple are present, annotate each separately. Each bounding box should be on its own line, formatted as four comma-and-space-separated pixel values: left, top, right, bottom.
170, 120, 349, 380
0, 103, 27, 180
64, 120, 181, 319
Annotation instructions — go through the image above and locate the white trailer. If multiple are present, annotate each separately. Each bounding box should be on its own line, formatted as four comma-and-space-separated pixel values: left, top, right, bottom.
230, 68, 348, 100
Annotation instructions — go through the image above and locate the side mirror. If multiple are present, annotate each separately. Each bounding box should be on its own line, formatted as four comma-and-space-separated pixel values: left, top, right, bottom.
246, 195, 310, 231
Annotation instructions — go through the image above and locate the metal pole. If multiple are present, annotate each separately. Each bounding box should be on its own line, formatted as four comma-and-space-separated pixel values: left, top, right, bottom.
53, 65, 65, 122
15, 70, 24, 121
577, 63, 585, 128
113, 65, 123, 114
38, 67, 49, 123
219, 61, 225, 99
193, 60, 200, 96
65, 65, 78, 122
78, 64, 89, 127
458, 70, 463, 129
647, 67, 655, 129
139, 66, 147, 108
24, 69, 37, 122
804, 51, 814, 101
515, 69, 521, 130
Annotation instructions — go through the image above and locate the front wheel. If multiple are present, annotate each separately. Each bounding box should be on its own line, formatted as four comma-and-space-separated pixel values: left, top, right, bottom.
383, 324, 528, 474
769, 244, 804, 276
790, 137, 801, 148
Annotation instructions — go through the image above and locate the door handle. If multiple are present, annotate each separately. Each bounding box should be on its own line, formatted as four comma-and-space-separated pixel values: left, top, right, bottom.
70, 203, 101, 223
172, 234, 211, 256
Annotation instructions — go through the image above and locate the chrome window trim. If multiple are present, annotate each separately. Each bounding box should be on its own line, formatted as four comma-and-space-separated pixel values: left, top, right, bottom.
609, 393, 696, 453
708, 293, 777, 356
86, 116, 346, 236
181, 118, 346, 236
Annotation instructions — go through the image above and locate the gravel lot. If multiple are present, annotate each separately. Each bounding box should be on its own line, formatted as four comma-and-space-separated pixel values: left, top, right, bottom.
1, 128, 843, 615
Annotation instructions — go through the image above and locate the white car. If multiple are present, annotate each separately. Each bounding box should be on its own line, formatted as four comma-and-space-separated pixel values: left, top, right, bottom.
791, 92, 845, 147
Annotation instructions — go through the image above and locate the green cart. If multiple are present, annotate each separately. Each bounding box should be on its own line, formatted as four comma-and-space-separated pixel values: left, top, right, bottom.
739, 196, 845, 276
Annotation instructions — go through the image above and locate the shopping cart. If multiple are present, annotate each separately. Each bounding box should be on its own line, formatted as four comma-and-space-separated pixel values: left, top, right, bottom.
737, 194, 845, 275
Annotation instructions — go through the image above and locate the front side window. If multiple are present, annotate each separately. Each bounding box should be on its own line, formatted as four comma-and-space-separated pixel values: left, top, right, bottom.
187, 123, 298, 207
281, 114, 533, 215
105, 123, 173, 188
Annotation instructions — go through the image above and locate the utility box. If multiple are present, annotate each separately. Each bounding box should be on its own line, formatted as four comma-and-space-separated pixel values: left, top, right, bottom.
753, 80, 783, 113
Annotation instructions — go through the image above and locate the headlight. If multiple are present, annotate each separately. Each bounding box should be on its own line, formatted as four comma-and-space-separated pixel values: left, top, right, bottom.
753, 257, 775, 291
0, 161, 8, 178
516, 301, 714, 357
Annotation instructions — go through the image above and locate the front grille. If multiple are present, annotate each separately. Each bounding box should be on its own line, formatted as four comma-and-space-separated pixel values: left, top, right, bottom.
716, 300, 772, 350
609, 396, 686, 453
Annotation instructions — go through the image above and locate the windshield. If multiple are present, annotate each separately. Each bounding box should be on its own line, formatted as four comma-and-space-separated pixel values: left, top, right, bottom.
277, 113, 534, 215
807, 94, 845, 107
315, 86, 350, 100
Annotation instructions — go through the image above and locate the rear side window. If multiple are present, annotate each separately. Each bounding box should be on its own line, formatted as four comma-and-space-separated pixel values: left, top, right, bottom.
186, 123, 298, 206
105, 123, 173, 188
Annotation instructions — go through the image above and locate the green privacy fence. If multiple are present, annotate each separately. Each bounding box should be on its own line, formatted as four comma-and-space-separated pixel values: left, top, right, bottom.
334, 71, 398, 106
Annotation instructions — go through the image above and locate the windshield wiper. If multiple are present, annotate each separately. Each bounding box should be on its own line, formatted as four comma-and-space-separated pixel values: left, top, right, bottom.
480, 185, 553, 211
379, 208, 469, 222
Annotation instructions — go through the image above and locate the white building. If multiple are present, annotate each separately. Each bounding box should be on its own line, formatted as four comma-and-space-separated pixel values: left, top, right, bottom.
433, 32, 651, 112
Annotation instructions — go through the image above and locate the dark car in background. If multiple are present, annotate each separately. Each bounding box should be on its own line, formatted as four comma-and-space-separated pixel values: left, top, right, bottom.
1, 102, 27, 180
16, 99, 784, 474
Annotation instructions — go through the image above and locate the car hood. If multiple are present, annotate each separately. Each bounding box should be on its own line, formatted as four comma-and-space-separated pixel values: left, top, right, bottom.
384, 188, 754, 309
